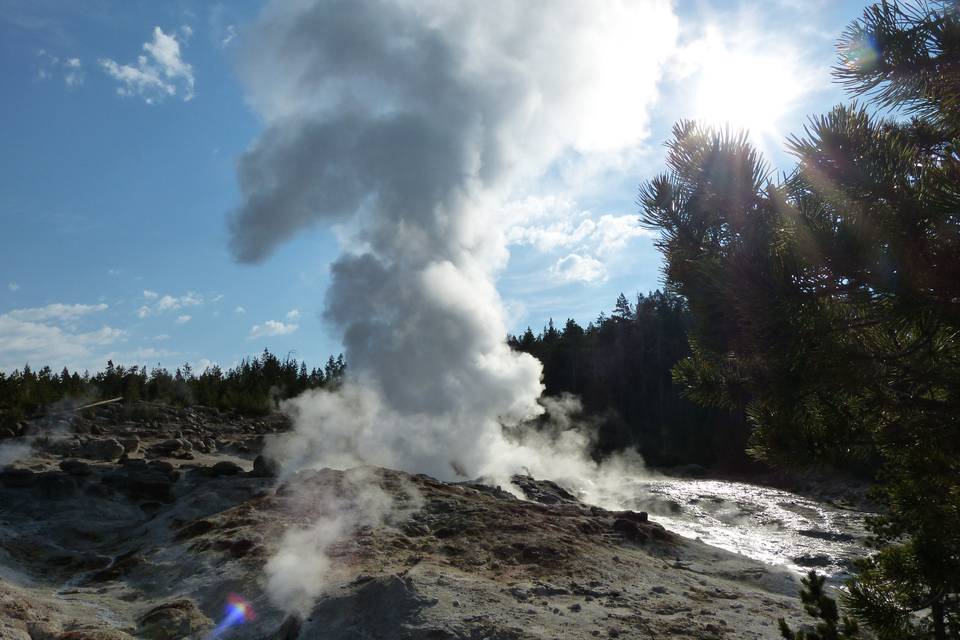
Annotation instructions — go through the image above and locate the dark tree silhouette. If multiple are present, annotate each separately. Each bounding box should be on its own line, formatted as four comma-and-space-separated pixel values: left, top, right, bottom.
509, 291, 743, 466
639, 2, 960, 635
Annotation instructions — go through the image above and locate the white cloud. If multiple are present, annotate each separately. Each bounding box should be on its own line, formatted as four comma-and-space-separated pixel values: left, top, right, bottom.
99, 26, 195, 104
157, 291, 201, 311
505, 195, 652, 257
64, 72, 84, 88
174, 314, 192, 324
153, 334, 170, 341
286, 309, 301, 321
138, 291, 202, 317
0, 304, 123, 371
234, 306, 246, 315
248, 320, 298, 339
36, 50, 84, 88
8, 282, 19, 292
221, 24, 237, 47
211, 293, 224, 302
180, 24, 194, 40
588, 214, 654, 255
551, 254, 608, 283
63, 57, 84, 87
37, 49, 60, 66
7, 303, 108, 323
194, 357, 217, 373
209, 2, 238, 48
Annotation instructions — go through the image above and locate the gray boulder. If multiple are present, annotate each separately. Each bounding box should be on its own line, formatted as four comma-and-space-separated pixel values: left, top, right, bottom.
211, 460, 243, 476
251, 454, 280, 478
60, 459, 93, 476
80, 438, 125, 462
137, 600, 212, 640
118, 436, 140, 455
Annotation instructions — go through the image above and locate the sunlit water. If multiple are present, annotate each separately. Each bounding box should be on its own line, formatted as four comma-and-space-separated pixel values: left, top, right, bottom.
598, 477, 873, 581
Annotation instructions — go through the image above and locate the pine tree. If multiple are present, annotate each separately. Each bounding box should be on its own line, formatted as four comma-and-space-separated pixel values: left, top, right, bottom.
507, 291, 732, 464
520, 327, 536, 351
639, 2, 960, 636
779, 571, 860, 640
612, 293, 633, 321
543, 318, 559, 344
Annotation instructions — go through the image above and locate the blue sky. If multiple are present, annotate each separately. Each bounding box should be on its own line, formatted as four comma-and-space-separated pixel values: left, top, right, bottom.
0, 0, 864, 374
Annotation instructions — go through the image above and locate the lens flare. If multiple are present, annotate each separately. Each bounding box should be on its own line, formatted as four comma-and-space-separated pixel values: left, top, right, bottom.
207, 594, 256, 638
844, 35, 880, 70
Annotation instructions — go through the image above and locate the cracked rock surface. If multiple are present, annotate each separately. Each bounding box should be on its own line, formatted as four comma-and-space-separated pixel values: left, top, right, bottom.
1, 404, 804, 638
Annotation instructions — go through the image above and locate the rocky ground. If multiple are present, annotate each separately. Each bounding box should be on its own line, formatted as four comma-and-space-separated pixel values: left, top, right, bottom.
0, 402, 809, 639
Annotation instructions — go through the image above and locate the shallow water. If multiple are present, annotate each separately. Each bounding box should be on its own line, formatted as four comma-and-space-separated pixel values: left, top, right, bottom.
595, 477, 873, 580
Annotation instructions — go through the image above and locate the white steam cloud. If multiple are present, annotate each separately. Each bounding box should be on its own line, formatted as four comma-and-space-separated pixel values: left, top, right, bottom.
0, 441, 31, 469
266, 467, 423, 613
230, 0, 677, 612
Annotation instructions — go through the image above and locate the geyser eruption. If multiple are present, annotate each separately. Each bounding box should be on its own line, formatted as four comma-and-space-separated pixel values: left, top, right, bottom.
229, 0, 678, 612
231, 0, 677, 480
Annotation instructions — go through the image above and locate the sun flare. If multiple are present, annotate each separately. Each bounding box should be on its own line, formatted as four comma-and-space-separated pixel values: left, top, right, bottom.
687, 33, 808, 140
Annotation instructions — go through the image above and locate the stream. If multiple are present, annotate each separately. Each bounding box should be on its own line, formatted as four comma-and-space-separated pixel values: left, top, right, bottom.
598, 476, 874, 581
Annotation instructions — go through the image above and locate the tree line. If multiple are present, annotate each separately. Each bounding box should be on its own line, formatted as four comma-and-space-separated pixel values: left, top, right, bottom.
508, 291, 747, 468
0, 349, 345, 429
638, 1, 959, 636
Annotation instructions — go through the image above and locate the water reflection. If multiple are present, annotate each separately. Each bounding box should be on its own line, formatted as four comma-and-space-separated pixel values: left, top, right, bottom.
615, 478, 871, 580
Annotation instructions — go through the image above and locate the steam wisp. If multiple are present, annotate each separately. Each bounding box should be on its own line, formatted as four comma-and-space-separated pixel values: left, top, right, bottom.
264, 466, 423, 614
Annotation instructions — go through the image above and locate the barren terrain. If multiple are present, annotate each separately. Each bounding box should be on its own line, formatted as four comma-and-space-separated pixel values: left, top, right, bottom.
0, 404, 807, 639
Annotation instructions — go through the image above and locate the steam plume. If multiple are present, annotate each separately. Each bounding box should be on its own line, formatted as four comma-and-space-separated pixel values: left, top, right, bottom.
230, 0, 678, 481
230, 0, 678, 611
266, 467, 422, 613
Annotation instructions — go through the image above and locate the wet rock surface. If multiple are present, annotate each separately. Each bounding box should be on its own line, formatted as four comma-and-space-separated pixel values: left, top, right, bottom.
0, 403, 807, 639
137, 600, 212, 640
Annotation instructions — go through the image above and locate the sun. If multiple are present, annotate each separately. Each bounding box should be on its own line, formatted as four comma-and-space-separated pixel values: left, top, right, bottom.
688, 34, 807, 141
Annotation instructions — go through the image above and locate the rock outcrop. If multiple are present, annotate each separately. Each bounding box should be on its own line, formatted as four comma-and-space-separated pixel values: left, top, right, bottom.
0, 403, 803, 639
